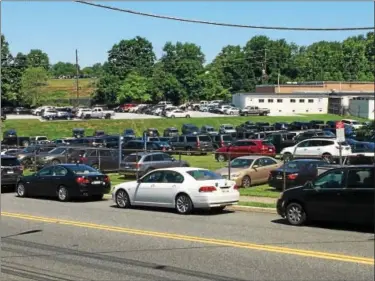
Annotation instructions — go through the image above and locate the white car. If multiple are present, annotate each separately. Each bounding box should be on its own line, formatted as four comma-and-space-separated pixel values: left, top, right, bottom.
341, 119, 363, 130
224, 107, 240, 115
112, 167, 240, 214
165, 109, 191, 118
280, 138, 352, 161
219, 124, 236, 135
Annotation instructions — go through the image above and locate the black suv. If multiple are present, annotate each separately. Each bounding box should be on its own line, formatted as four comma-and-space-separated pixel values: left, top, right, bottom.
170, 134, 213, 155
122, 140, 160, 155
1, 155, 23, 189
265, 132, 296, 153
277, 165, 374, 226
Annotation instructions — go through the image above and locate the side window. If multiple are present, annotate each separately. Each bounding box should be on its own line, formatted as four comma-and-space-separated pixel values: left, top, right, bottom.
141, 171, 164, 183
38, 167, 54, 176
263, 158, 277, 166
297, 141, 310, 148
88, 150, 97, 157
248, 141, 256, 146
347, 169, 374, 189
54, 166, 68, 176
162, 154, 174, 161
309, 140, 322, 147
162, 171, 184, 183
126, 142, 136, 148
321, 140, 334, 146
170, 137, 178, 142
152, 154, 164, 161
186, 136, 196, 142
253, 159, 261, 167
314, 170, 344, 189
99, 150, 112, 157
178, 136, 185, 142
143, 156, 152, 162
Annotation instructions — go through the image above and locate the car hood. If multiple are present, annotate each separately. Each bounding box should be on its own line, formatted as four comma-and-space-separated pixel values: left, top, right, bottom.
214, 167, 244, 176
113, 180, 138, 192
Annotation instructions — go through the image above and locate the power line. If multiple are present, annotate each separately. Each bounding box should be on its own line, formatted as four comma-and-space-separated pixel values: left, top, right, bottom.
75, 1, 374, 31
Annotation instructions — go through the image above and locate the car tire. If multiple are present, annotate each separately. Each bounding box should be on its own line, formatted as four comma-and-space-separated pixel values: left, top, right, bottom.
322, 153, 333, 163
242, 176, 251, 188
282, 152, 293, 161
285, 202, 307, 226
216, 154, 226, 162
57, 186, 69, 202
16, 182, 27, 197
115, 189, 131, 208
175, 193, 193, 215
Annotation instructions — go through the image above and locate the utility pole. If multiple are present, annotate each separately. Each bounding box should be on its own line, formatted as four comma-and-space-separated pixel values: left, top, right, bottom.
75, 49, 79, 107
262, 49, 268, 84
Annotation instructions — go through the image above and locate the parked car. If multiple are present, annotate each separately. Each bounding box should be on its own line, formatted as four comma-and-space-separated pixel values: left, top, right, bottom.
170, 134, 213, 155
72, 128, 85, 138
17, 145, 56, 168
163, 127, 179, 137
289, 121, 311, 130
1, 129, 30, 147
112, 167, 240, 214
123, 129, 136, 138
280, 138, 352, 162
239, 106, 270, 116
210, 134, 233, 149
214, 155, 282, 188
219, 124, 236, 137
42, 109, 58, 120
122, 140, 160, 155
268, 159, 330, 191
165, 109, 191, 118
181, 124, 200, 135
277, 165, 374, 226
294, 130, 336, 143
273, 122, 289, 130
16, 164, 111, 201
14, 107, 32, 115
143, 128, 160, 137
78, 148, 120, 172
119, 152, 189, 177
200, 125, 219, 135
1, 155, 23, 190
215, 139, 276, 162
264, 132, 297, 153
35, 147, 77, 167
341, 119, 363, 130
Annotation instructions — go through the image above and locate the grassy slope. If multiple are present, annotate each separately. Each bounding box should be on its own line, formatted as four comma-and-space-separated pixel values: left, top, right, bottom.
1, 114, 359, 139
39, 78, 97, 100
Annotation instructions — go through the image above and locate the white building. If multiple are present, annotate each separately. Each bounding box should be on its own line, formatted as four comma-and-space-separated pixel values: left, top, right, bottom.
328, 91, 375, 115
349, 97, 374, 120
232, 92, 329, 114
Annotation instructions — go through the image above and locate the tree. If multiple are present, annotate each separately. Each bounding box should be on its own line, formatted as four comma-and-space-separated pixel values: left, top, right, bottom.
1, 34, 16, 104
117, 72, 151, 103
107, 36, 155, 79
93, 74, 122, 105
20, 67, 49, 105
26, 49, 50, 70
51, 62, 76, 77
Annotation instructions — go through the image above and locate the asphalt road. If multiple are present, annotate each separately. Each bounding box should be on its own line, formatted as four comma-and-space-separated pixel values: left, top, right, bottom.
1, 193, 374, 281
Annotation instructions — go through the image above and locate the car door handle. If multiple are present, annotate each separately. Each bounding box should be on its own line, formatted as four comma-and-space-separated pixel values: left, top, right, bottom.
150, 184, 155, 188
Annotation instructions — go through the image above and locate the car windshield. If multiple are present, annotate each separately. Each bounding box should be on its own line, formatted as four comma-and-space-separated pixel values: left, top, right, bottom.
125, 130, 134, 134
222, 135, 233, 141
169, 129, 178, 133
69, 165, 100, 174
187, 169, 223, 181
224, 126, 234, 130
198, 135, 211, 142
38, 137, 48, 141
338, 141, 349, 146
351, 121, 360, 125
48, 148, 66, 154
323, 131, 335, 137
124, 155, 141, 162
1, 158, 21, 167
231, 158, 253, 168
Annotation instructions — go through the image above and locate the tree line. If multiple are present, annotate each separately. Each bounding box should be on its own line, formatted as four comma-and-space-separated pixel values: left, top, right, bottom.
1, 32, 374, 106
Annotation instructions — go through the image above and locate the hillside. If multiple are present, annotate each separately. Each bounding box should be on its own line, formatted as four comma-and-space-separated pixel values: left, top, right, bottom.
39, 78, 97, 100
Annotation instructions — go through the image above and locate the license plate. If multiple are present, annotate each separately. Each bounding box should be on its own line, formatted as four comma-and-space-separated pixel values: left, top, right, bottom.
91, 181, 102, 185
7, 171, 14, 174
221, 189, 229, 192
276, 176, 282, 180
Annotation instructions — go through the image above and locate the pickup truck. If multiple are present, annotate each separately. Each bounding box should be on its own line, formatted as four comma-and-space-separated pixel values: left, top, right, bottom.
1, 129, 31, 147
239, 106, 270, 116
83, 107, 115, 119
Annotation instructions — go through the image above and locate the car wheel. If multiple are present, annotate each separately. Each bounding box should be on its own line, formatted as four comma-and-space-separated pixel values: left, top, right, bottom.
51, 159, 60, 165
282, 152, 292, 161
175, 193, 193, 215
186, 115, 190, 118
322, 153, 333, 163
57, 186, 69, 202
216, 154, 226, 162
286, 202, 307, 226
242, 176, 251, 188
115, 189, 130, 208
16, 182, 27, 197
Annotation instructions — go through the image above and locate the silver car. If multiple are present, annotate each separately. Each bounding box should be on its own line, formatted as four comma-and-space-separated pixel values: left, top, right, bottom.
119, 152, 189, 177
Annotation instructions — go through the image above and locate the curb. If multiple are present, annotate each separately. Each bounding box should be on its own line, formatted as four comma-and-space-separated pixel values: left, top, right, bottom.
104, 194, 276, 214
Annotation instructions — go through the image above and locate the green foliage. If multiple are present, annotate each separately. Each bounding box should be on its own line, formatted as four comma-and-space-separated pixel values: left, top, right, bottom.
20, 67, 49, 106
117, 72, 151, 103
26, 49, 50, 70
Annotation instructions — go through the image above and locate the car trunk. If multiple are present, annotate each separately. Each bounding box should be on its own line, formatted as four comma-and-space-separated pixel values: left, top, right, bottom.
198, 179, 234, 193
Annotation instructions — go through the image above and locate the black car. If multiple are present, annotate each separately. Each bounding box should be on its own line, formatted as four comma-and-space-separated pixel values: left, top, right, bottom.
16, 164, 111, 201
123, 128, 136, 138
268, 159, 329, 190
181, 124, 200, 135
273, 122, 289, 130
1, 155, 23, 190
277, 165, 374, 226
72, 128, 85, 138
289, 121, 311, 130
294, 130, 336, 143
143, 128, 160, 137
163, 127, 179, 137
93, 130, 106, 137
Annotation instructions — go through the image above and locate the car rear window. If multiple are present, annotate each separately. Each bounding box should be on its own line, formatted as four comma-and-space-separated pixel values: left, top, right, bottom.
261, 141, 274, 146
338, 141, 349, 146
187, 170, 223, 181
69, 165, 100, 174
169, 129, 178, 132
124, 155, 141, 162
198, 135, 211, 142
224, 126, 234, 130
1, 158, 21, 167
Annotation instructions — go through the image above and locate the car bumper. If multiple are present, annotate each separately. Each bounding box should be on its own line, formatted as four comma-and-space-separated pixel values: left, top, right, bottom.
268, 179, 295, 190
276, 199, 286, 217
75, 184, 111, 197
192, 192, 240, 208
1, 175, 21, 185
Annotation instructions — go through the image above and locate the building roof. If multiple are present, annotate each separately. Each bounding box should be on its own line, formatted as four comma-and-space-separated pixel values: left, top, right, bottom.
234, 92, 329, 98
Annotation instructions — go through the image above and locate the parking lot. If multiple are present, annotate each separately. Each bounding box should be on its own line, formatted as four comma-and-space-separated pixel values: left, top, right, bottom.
2, 193, 374, 281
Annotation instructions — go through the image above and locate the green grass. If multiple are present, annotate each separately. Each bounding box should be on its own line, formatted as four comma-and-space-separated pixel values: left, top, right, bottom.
238, 201, 276, 208
239, 185, 280, 198
1, 114, 358, 139
39, 78, 97, 100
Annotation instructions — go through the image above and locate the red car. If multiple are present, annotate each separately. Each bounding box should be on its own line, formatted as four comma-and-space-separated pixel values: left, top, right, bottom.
215, 139, 276, 162
119, 103, 137, 112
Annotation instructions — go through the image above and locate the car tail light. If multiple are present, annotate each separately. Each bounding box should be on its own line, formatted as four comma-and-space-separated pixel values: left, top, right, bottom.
197, 140, 200, 148
135, 163, 142, 169
76, 177, 90, 184
233, 184, 239, 190
162, 147, 166, 152
199, 186, 217, 192
79, 157, 87, 163
287, 173, 298, 180
220, 140, 224, 147
104, 175, 110, 183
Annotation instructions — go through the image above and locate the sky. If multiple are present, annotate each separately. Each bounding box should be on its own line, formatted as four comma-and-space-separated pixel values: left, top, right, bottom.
2, 1, 374, 67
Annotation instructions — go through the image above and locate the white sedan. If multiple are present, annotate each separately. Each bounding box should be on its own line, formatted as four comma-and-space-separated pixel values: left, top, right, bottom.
165, 109, 191, 118
112, 167, 240, 214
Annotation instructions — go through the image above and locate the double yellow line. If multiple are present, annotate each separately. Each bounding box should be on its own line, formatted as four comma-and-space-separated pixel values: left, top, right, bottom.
2, 211, 373, 265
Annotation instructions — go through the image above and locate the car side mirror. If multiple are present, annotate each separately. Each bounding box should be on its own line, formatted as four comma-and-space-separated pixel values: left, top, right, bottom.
253, 165, 259, 169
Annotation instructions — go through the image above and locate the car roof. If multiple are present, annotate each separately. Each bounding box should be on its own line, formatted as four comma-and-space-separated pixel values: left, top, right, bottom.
0, 155, 18, 159
235, 155, 271, 160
